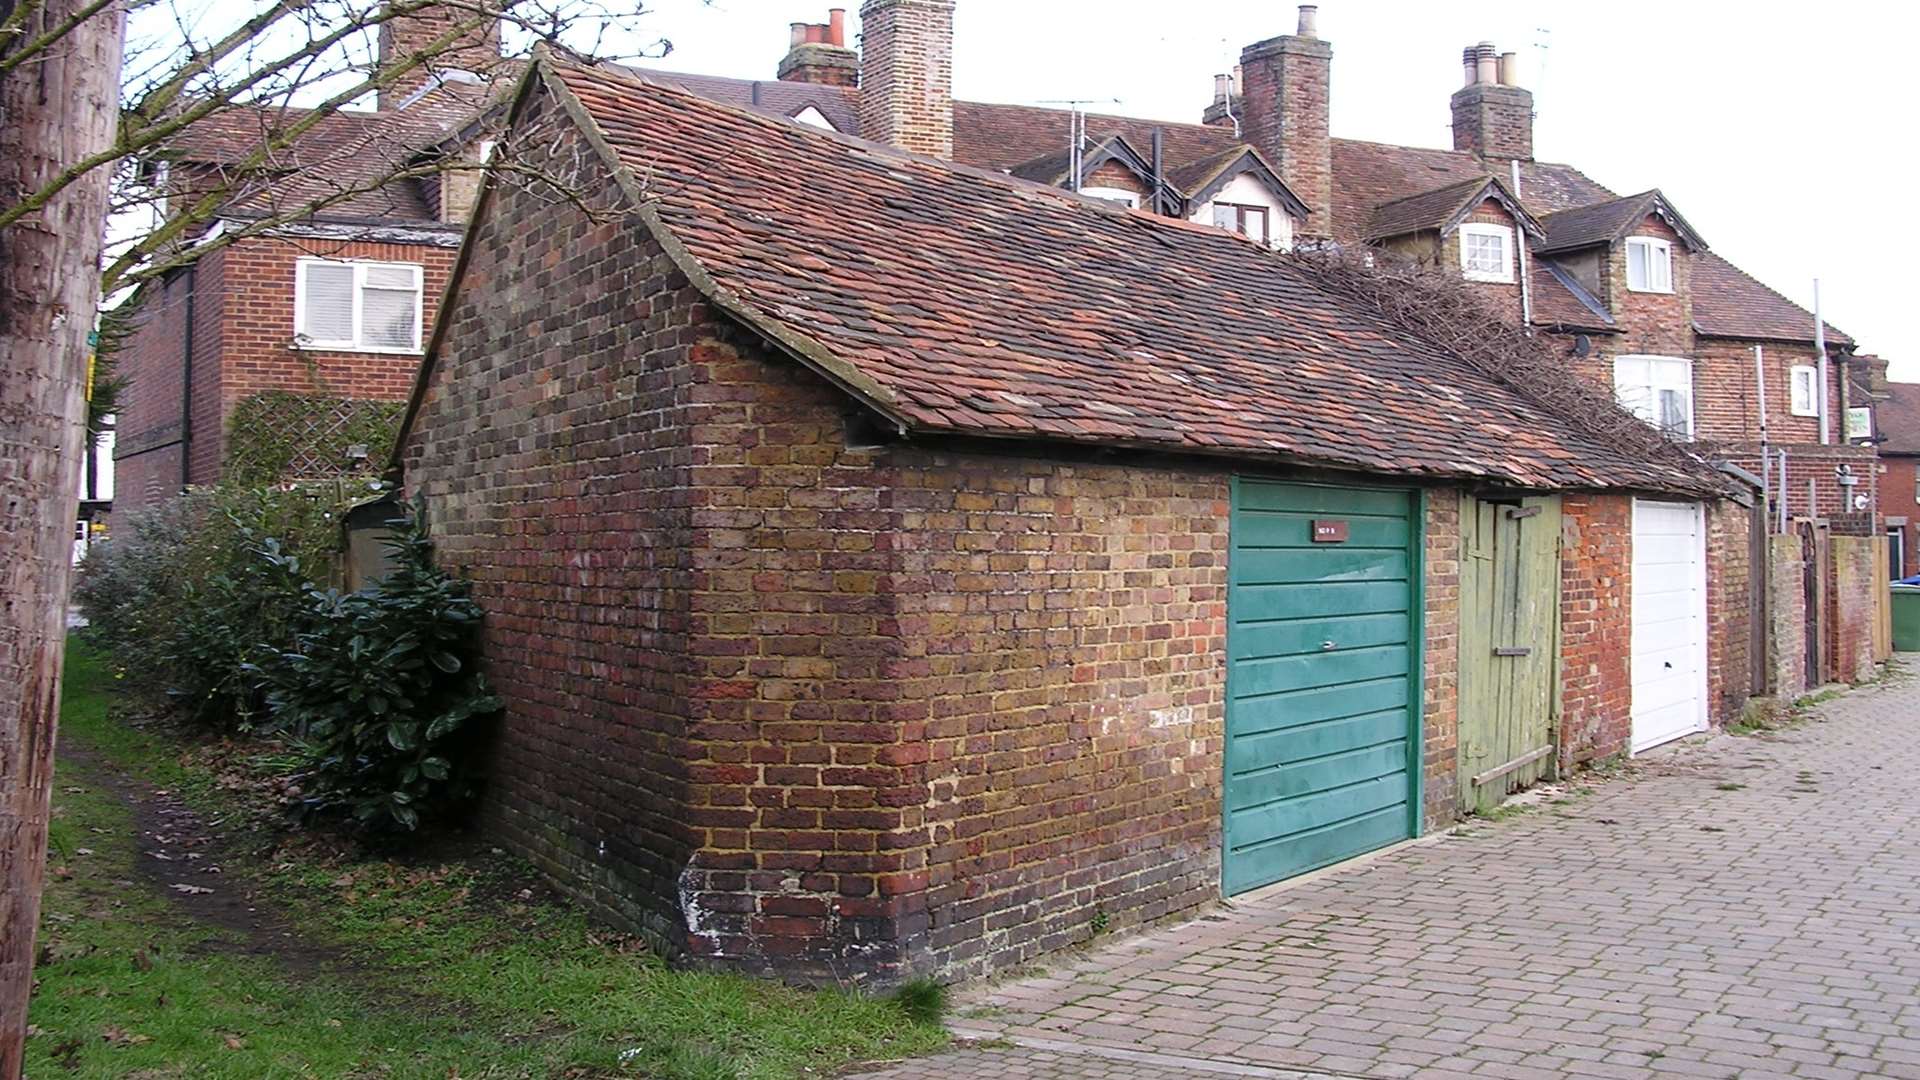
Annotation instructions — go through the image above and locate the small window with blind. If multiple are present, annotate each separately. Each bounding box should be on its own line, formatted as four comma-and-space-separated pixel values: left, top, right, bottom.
294, 259, 423, 353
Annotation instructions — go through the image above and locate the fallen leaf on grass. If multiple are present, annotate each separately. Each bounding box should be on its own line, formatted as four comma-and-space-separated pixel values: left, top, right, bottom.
169, 884, 213, 896
132, 950, 153, 972
222, 1034, 247, 1050
101, 1026, 152, 1046
76, 848, 94, 857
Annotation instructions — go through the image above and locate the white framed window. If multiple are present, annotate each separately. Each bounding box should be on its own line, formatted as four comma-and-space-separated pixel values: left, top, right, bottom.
1625, 236, 1673, 293
1211, 201, 1271, 246
1789, 365, 1819, 417
1613, 354, 1694, 438
294, 259, 423, 353
1080, 186, 1141, 209
1457, 223, 1513, 283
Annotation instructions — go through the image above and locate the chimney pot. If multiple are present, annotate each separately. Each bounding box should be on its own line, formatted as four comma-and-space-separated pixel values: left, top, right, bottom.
1296, 4, 1318, 37
790, 21, 806, 47
828, 7, 846, 46
1474, 41, 1498, 85
1461, 45, 1478, 87
1497, 50, 1518, 86
1213, 73, 1231, 105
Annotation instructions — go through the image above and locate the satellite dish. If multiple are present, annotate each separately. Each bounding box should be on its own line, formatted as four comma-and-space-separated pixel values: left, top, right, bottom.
1571, 334, 1592, 358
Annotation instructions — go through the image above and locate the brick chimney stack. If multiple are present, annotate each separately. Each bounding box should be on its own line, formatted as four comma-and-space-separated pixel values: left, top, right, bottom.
1238, 5, 1332, 237
376, 1, 501, 111
778, 9, 859, 86
858, 0, 955, 158
1450, 41, 1534, 161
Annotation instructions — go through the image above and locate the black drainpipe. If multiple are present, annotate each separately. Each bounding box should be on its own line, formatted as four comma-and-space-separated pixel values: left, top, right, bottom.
178, 263, 196, 491
1151, 127, 1166, 215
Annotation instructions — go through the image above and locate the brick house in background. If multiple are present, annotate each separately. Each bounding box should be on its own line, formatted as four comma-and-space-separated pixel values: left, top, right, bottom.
394, 46, 1753, 984
1870, 372, 1920, 579
111, 9, 505, 511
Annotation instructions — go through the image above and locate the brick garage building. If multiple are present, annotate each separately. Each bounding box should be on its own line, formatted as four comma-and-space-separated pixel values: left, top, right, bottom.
395, 55, 1746, 983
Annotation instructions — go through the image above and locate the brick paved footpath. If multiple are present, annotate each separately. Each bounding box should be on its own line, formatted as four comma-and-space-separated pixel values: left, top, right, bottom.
860, 673, 1920, 1079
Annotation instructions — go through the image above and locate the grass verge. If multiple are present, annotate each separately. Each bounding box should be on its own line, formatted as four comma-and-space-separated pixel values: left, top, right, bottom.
28, 638, 947, 1079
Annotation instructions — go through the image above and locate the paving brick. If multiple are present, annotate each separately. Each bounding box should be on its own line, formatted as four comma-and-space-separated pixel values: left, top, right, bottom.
870, 680, 1920, 1078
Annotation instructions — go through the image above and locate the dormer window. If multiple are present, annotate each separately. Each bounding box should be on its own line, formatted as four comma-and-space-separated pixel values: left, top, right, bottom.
1458, 223, 1514, 283
1625, 236, 1674, 293
1212, 202, 1270, 246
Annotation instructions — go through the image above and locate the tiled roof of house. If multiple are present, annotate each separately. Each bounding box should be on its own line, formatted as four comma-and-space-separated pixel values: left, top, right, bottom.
1364, 174, 1540, 242
1534, 190, 1706, 255
164, 80, 499, 225
626, 65, 861, 131
1691, 252, 1853, 345
1330, 139, 1615, 244
1876, 380, 1920, 455
498, 56, 1718, 494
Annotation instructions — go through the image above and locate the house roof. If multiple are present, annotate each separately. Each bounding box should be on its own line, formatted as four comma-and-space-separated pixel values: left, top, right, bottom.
162, 79, 500, 226
1691, 252, 1853, 345
418, 55, 1721, 496
1365, 174, 1542, 242
1330, 139, 1615, 244
1534, 190, 1706, 255
1877, 381, 1920, 456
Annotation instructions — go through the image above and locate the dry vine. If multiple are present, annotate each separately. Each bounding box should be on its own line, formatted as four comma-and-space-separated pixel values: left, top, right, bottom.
1293, 245, 1730, 494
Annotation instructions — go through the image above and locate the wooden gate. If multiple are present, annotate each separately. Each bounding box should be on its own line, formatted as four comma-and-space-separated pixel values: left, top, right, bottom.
1799, 520, 1828, 686
1458, 493, 1561, 815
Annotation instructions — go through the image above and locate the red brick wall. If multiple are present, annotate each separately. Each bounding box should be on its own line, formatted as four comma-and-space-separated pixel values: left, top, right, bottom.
1558, 494, 1633, 766
1878, 455, 1917, 578
1420, 489, 1461, 827
111, 234, 453, 508
1706, 500, 1755, 724
1768, 533, 1810, 700
1829, 536, 1879, 683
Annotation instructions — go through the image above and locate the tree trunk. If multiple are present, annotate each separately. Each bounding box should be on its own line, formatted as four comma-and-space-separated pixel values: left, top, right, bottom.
0, 0, 126, 1072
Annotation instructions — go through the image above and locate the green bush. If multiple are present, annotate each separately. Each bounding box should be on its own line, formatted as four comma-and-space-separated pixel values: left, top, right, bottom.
253, 517, 499, 831
75, 484, 371, 728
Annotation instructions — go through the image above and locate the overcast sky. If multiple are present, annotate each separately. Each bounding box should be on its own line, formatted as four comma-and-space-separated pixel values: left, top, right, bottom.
649, 0, 1917, 375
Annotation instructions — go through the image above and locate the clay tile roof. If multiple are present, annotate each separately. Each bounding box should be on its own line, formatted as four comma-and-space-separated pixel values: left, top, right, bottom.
1330, 138, 1615, 245
218, 80, 503, 224
952, 100, 1243, 173
1530, 260, 1615, 332
1365, 174, 1541, 242
1691, 252, 1853, 346
623, 65, 860, 132
1534, 190, 1705, 255
522, 56, 1719, 495
1876, 381, 1920, 455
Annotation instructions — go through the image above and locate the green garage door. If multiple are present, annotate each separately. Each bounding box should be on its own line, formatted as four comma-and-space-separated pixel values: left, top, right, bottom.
1224, 479, 1420, 896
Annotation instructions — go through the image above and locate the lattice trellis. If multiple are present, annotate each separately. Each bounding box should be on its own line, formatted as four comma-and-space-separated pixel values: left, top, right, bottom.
224, 391, 404, 487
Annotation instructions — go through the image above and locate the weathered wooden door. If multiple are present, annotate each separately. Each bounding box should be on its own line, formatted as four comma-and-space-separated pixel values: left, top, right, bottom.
1458, 494, 1561, 814
1223, 479, 1420, 895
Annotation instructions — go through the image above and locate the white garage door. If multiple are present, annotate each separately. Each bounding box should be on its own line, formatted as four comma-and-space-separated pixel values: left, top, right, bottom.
1631, 500, 1709, 753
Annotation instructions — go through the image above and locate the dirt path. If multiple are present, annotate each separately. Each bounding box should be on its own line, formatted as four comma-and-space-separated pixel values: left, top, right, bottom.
56, 736, 351, 979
